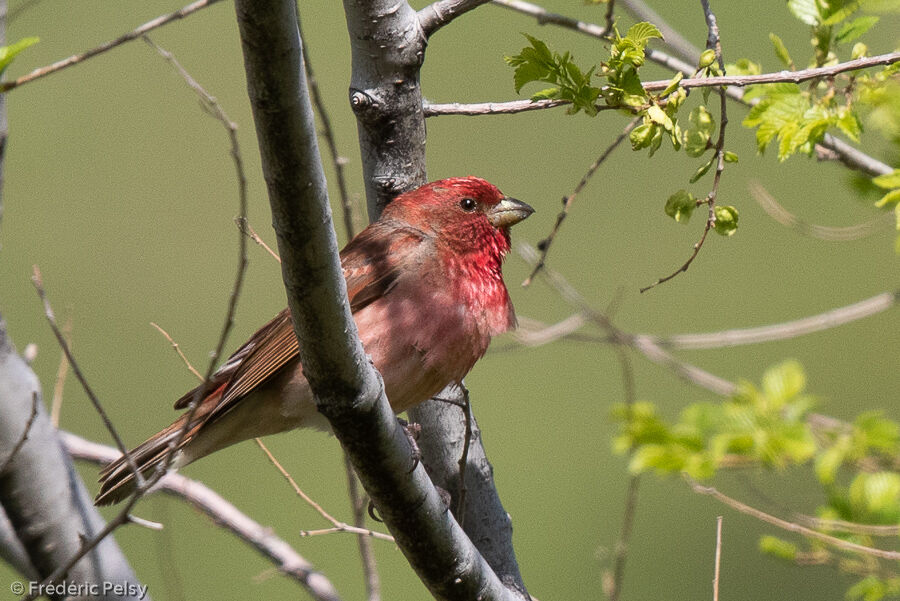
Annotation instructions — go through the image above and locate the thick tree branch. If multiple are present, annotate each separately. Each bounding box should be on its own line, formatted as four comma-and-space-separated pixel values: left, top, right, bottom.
419, 0, 493, 38
233, 2, 524, 599
343, 0, 429, 216
0, 317, 144, 599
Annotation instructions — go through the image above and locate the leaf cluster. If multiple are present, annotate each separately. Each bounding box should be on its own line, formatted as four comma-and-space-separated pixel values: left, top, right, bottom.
614, 360, 900, 600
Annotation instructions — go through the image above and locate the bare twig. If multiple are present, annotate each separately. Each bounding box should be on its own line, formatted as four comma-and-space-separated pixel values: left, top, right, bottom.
143, 35, 249, 479
424, 98, 574, 117
750, 181, 893, 241
62, 431, 343, 601
607, 346, 640, 601
31, 266, 143, 484
343, 454, 381, 601
254, 439, 395, 542
1, 0, 224, 92
0, 392, 39, 474
686, 476, 900, 561
49, 317, 72, 427
151, 322, 203, 381
794, 515, 900, 537
643, 290, 899, 350
235, 218, 281, 263
713, 516, 723, 601
516, 243, 739, 396
523, 116, 640, 286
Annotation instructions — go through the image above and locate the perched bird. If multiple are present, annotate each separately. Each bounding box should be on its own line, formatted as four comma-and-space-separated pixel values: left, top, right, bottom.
95, 176, 533, 505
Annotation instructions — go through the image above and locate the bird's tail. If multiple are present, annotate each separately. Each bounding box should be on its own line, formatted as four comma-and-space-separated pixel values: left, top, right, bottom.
94, 414, 194, 506
94, 384, 226, 506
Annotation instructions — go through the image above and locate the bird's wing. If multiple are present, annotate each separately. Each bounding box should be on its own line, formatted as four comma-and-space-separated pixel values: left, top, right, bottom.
172, 222, 429, 416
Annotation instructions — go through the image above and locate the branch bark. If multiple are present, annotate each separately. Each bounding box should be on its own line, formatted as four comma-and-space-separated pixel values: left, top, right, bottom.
232, 1, 526, 599
0, 316, 145, 599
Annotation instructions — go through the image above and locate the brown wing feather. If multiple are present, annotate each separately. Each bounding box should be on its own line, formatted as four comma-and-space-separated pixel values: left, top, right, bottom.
175, 222, 428, 416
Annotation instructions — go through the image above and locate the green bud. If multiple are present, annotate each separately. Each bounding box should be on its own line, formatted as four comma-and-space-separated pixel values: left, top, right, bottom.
713, 205, 739, 236
698, 49, 717, 69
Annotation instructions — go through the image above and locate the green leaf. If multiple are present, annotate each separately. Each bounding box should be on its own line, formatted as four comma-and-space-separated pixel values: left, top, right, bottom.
723, 151, 739, 163
647, 104, 674, 131
762, 360, 806, 403
713, 205, 739, 236
836, 110, 863, 142
759, 535, 798, 560
872, 170, 900, 189
665, 190, 696, 223
625, 22, 663, 48
847, 576, 887, 601
0, 37, 39, 76
835, 15, 880, 43
530, 87, 561, 101
769, 33, 793, 68
875, 188, 900, 208
690, 154, 715, 183
629, 122, 656, 150
787, 0, 819, 25
660, 71, 683, 97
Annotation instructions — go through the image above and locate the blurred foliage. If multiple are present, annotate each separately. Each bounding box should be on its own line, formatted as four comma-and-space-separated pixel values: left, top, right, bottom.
613, 360, 900, 600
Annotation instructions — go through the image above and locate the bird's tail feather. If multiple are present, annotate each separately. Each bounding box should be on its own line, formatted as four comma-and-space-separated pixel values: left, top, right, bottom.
95, 414, 197, 506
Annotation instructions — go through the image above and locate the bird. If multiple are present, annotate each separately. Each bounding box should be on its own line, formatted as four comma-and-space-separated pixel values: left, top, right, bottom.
94, 176, 533, 505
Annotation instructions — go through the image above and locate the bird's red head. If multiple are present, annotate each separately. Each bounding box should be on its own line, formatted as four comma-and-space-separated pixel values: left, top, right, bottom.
382, 176, 534, 261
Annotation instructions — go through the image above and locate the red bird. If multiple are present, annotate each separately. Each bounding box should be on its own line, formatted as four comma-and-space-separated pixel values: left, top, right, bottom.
95, 177, 533, 505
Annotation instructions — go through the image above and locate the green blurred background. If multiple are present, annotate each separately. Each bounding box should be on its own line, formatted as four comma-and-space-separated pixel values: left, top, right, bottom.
1, 0, 898, 599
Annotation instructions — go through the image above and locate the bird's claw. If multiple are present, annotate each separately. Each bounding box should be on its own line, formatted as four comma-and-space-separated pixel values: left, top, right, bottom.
397, 417, 422, 472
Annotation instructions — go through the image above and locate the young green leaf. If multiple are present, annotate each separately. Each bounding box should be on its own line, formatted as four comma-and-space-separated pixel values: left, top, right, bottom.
664, 189, 696, 223
713, 205, 739, 236
625, 22, 664, 49
0, 37, 39, 76
769, 33, 793, 68
787, 0, 819, 25
835, 15, 880, 44
690, 154, 716, 183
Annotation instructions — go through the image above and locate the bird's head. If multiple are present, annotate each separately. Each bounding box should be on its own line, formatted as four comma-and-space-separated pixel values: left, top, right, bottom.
383, 176, 534, 260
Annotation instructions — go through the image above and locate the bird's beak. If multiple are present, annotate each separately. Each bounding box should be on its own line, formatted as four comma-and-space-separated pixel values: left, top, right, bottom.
488, 197, 534, 228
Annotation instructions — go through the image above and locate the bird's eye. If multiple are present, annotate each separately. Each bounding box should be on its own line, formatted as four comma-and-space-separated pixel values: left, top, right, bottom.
459, 198, 477, 212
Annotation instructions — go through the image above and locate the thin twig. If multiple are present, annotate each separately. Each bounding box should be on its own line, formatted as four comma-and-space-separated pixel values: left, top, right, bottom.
794, 515, 900, 537
49, 317, 72, 427
686, 476, 900, 561
641, 290, 899, 350
343, 454, 381, 601
31, 266, 143, 485
523, 116, 640, 286
492, 0, 894, 176
713, 516, 723, 601
235, 218, 281, 263
1, 0, 224, 92
516, 243, 739, 396
143, 35, 249, 478
255, 439, 395, 543
424, 53, 900, 117
0, 392, 39, 474
151, 322, 204, 381
640, 0, 729, 293
296, 11, 355, 241
607, 346, 639, 601
750, 181, 893, 241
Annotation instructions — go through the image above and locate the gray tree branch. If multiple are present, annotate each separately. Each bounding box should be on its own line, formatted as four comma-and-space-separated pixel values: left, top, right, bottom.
0, 317, 145, 599
232, 1, 525, 599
